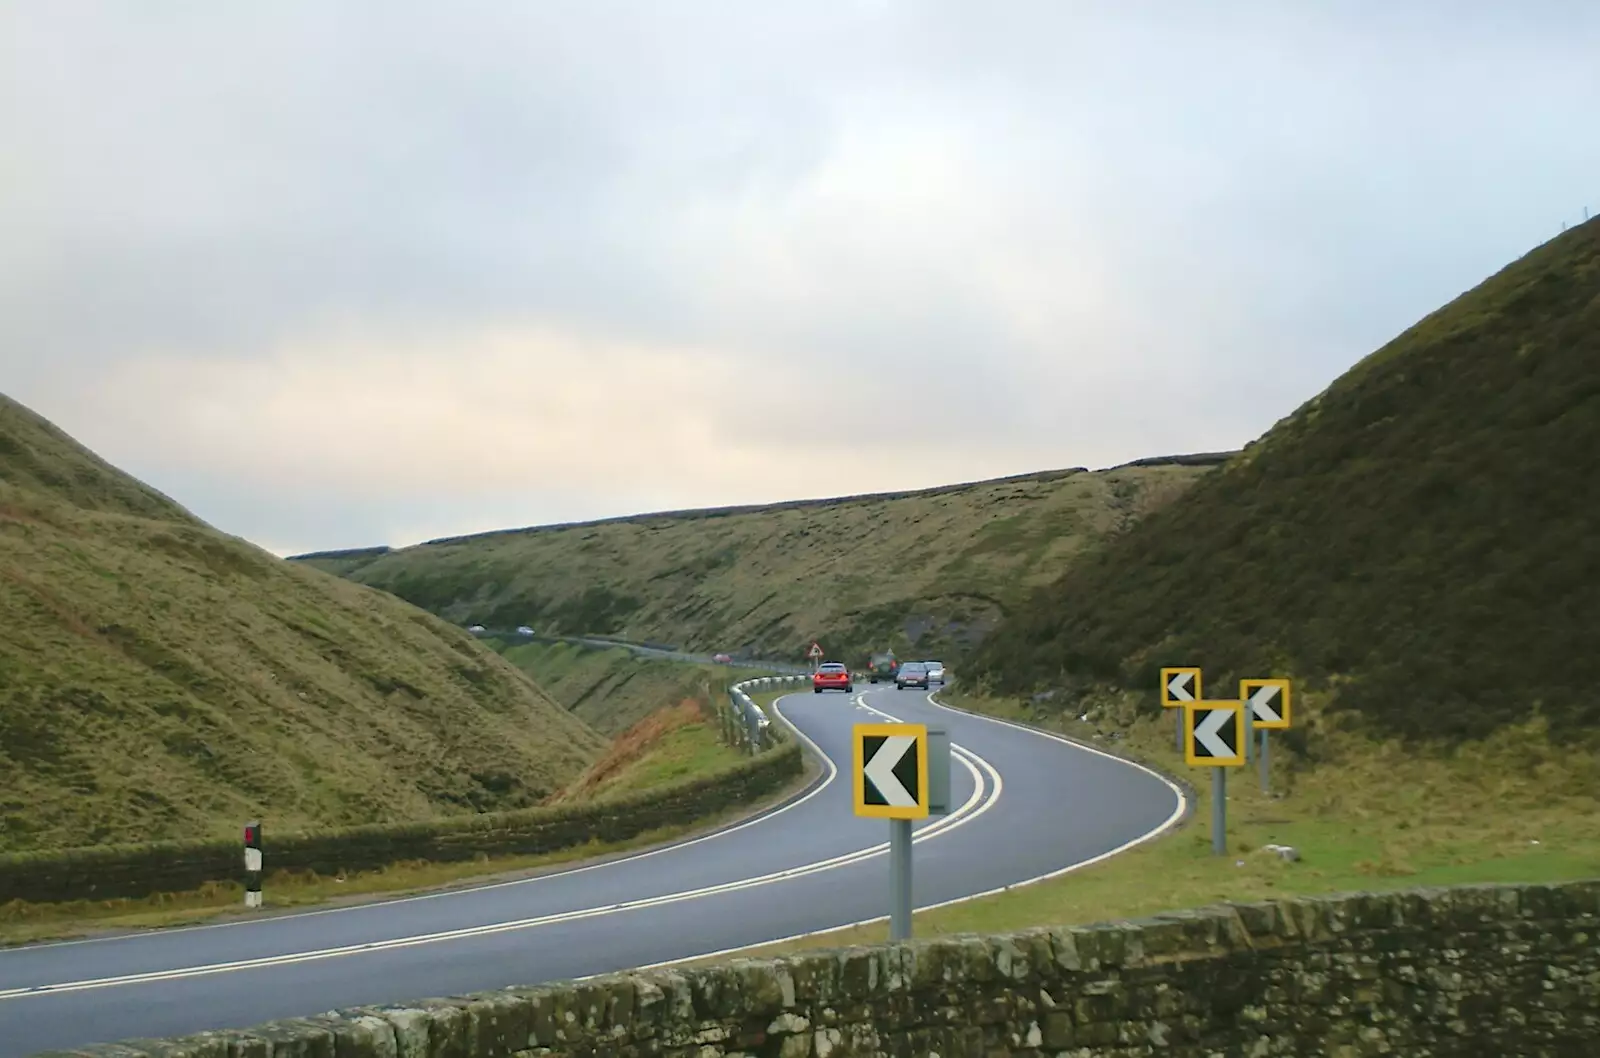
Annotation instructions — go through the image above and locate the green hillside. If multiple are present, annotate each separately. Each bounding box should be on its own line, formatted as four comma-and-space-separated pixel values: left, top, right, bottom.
0, 394, 608, 854
291, 458, 1225, 665
490, 638, 764, 735
968, 217, 1600, 744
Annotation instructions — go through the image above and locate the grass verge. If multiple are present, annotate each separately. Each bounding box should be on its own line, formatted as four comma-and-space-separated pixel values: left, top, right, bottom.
553, 697, 751, 802
0, 738, 816, 949
680, 687, 1600, 965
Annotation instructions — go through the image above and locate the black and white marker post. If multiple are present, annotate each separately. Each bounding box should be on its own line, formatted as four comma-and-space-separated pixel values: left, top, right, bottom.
243, 820, 262, 908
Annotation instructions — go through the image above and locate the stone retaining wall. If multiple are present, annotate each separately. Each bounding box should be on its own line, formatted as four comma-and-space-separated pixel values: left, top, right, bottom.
46, 877, 1600, 1057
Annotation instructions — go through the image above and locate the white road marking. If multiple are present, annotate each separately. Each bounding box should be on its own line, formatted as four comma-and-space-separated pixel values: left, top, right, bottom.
0, 691, 845, 955
0, 693, 1000, 1001
632, 686, 1185, 972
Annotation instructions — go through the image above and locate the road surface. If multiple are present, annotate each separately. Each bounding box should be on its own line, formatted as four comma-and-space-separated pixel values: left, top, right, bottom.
0, 687, 1184, 1056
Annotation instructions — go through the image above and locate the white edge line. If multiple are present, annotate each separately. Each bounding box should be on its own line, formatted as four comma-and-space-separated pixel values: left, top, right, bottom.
0, 687, 838, 955
0, 694, 1003, 999
625, 687, 1188, 974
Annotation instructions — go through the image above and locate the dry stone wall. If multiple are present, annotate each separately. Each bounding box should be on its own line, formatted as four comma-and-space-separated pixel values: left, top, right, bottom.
47, 877, 1600, 1057
53, 877, 1600, 1056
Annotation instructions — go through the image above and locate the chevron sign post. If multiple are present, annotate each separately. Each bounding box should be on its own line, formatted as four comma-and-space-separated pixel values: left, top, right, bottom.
1160, 666, 1202, 751
1241, 678, 1292, 795
854, 722, 945, 940
1184, 701, 1244, 856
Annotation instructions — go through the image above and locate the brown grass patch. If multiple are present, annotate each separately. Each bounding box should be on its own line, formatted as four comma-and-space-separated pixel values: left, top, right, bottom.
556, 698, 708, 801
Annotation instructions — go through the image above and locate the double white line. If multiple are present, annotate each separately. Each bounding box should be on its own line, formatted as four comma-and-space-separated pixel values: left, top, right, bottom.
0, 693, 1001, 1001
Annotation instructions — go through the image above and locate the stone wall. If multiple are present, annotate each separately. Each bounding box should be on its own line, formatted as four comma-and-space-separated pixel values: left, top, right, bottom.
53, 878, 1599, 1057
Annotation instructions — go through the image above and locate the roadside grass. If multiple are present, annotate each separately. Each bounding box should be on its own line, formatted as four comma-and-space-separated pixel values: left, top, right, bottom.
681, 688, 1600, 964
0, 395, 607, 855
292, 461, 1219, 667
492, 638, 768, 735
552, 698, 748, 803
0, 688, 817, 948
596, 721, 747, 796
0, 806, 762, 949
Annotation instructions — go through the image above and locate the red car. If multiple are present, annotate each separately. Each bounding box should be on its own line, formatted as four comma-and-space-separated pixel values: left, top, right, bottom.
812, 662, 853, 693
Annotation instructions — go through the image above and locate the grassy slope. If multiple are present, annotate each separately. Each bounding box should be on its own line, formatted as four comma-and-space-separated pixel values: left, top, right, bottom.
490, 638, 765, 806
291, 460, 1223, 666
490, 638, 761, 735
969, 217, 1600, 745
551, 697, 747, 804
704, 688, 1600, 962
0, 394, 608, 854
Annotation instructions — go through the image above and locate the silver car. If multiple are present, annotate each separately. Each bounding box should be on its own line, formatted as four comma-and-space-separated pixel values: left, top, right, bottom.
925, 660, 946, 684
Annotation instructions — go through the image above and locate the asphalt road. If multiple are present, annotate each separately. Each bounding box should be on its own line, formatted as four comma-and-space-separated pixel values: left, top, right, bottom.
0, 687, 1184, 1056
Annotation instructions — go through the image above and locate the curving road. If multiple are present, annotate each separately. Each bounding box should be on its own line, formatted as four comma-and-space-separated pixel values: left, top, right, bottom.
0, 687, 1184, 1057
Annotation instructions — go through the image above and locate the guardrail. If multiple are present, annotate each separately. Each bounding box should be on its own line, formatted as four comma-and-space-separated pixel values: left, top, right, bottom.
725, 673, 818, 754
475, 627, 815, 676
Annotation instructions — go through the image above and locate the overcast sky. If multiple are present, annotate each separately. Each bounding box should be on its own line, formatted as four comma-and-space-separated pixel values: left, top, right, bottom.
4, 2, 1597, 556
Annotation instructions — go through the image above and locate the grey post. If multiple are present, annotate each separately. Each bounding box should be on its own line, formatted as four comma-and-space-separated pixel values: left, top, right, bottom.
1174, 707, 1182, 753
889, 817, 913, 940
926, 727, 951, 816
743, 693, 759, 754
1259, 728, 1271, 794
1211, 769, 1226, 856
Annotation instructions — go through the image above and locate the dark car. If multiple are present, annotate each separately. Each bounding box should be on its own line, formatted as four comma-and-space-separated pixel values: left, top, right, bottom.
895, 661, 929, 690
867, 651, 899, 683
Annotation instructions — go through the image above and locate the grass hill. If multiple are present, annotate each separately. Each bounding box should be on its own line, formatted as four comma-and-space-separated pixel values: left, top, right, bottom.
290, 457, 1227, 666
489, 638, 764, 735
968, 216, 1600, 745
0, 393, 608, 854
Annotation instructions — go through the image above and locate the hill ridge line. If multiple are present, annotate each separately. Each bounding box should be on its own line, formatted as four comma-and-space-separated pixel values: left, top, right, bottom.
286, 450, 1239, 560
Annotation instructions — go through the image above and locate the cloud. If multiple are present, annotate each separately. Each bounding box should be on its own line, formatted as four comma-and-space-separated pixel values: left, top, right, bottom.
4, 1, 1599, 550
78, 319, 1118, 545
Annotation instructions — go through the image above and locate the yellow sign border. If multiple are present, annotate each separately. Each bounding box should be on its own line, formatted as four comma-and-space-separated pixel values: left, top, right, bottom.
1183, 701, 1245, 767
1160, 666, 1203, 708
852, 722, 929, 819
1240, 678, 1292, 731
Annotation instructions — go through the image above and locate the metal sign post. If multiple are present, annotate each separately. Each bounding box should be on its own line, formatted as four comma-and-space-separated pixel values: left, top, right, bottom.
1184, 701, 1244, 856
1241, 679, 1292, 796
853, 722, 950, 941
888, 818, 912, 939
1259, 728, 1270, 792
1160, 667, 1202, 752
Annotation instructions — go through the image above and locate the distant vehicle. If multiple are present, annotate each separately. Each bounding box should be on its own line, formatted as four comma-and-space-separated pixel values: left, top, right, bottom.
867, 651, 899, 683
711, 653, 733, 664
812, 662, 853, 694
467, 624, 487, 635
516, 626, 535, 637
895, 661, 929, 690
925, 660, 946, 684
